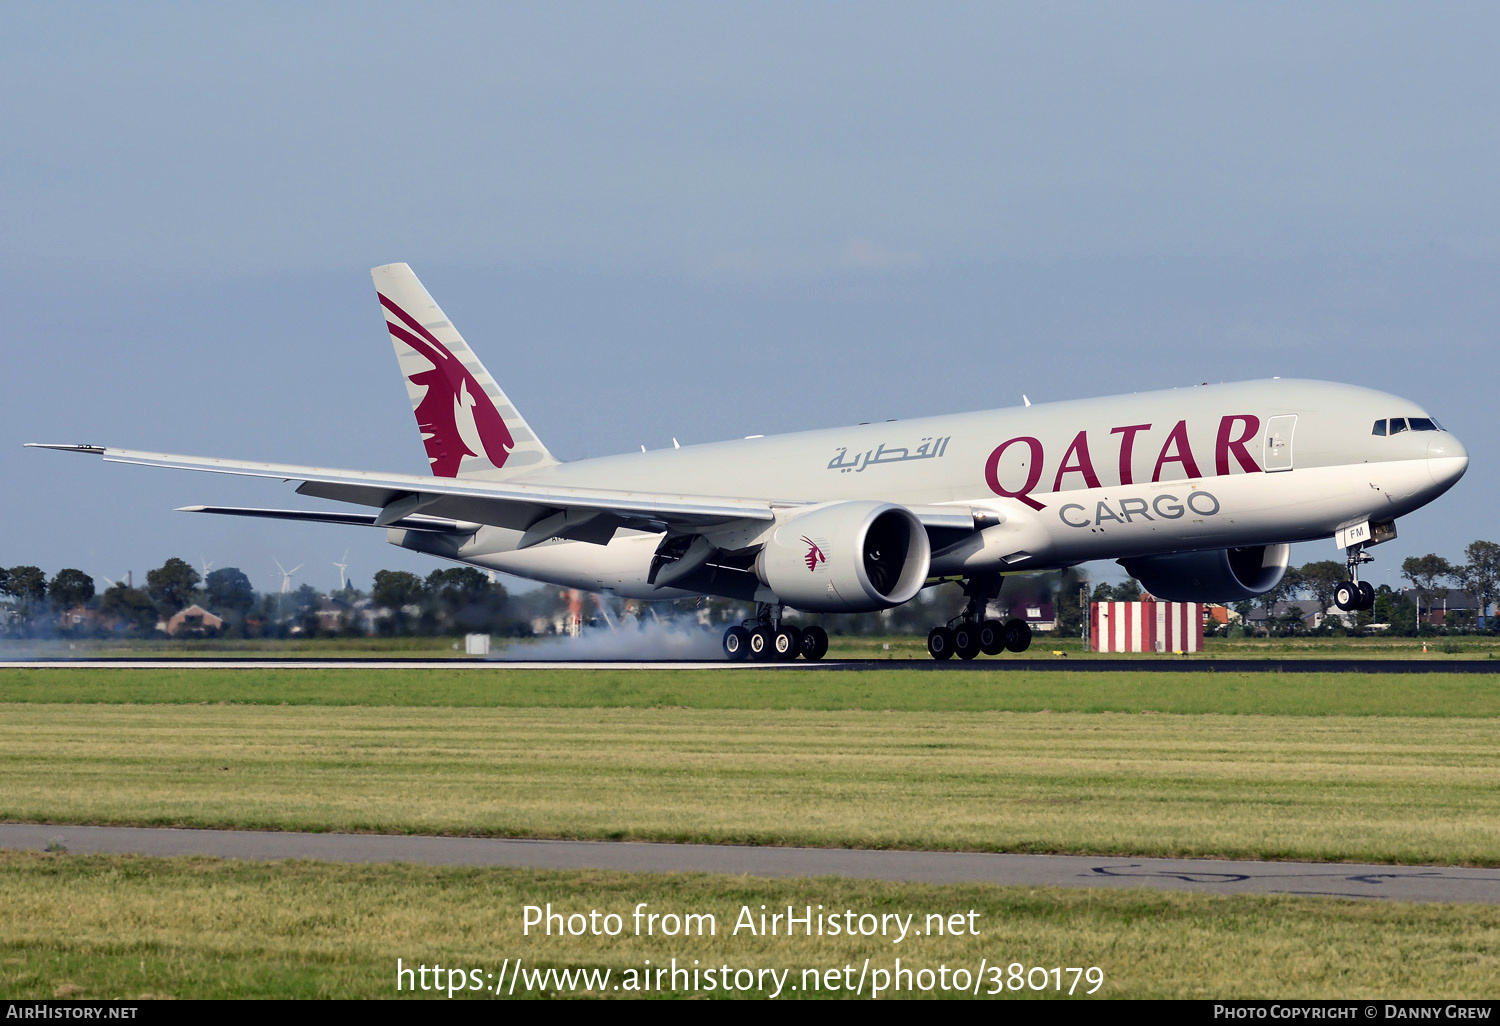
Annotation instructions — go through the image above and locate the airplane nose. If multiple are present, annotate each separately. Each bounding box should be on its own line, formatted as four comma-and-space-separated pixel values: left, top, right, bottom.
1427, 433, 1469, 490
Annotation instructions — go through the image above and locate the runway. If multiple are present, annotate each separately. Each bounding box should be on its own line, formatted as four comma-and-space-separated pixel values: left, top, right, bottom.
2, 824, 1496, 904
3, 657, 1495, 672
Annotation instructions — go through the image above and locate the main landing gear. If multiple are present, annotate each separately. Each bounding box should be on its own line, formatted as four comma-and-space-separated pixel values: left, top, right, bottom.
723, 603, 828, 662
1333, 543, 1377, 612
926, 575, 1032, 661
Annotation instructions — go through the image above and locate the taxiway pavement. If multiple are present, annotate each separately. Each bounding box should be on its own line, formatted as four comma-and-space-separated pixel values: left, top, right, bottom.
2, 824, 1495, 904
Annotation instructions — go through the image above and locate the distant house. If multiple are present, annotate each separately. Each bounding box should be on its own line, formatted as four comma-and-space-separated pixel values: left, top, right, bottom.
300, 596, 378, 635
162, 604, 223, 637
60, 606, 111, 633
315, 597, 353, 633
1425, 589, 1483, 626
1245, 601, 1322, 632
1203, 604, 1237, 626
1001, 597, 1055, 631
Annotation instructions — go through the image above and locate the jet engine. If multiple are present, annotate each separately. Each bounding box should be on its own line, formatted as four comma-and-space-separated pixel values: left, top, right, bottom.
1119, 543, 1290, 602
756, 501, 930, 612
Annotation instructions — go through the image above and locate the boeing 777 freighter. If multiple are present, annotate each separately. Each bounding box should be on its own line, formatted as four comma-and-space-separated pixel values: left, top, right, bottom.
29, 264, 1468, 660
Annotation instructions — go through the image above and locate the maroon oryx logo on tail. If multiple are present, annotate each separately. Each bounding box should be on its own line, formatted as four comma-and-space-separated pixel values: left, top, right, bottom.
379, 293, 515, 477
801, 536, 826, 572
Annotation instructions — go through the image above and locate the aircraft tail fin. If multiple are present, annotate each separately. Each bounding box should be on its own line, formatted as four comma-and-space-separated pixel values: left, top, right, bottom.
372, 263, 558, 479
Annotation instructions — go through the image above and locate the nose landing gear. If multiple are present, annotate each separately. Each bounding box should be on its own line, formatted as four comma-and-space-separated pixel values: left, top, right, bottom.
1333, 544, 1377, 612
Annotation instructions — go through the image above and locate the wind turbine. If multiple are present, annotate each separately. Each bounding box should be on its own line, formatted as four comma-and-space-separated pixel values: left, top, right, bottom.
200, 556, 214, 583
332, 548, 350, 591
274, 559, 303, 595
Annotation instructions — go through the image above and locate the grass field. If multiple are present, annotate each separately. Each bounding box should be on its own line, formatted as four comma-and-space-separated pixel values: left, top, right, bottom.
3, 703, 1498, 863
3, 665, 1500, 716
5, 852, 1499, 1000
2, 664, 1498, 998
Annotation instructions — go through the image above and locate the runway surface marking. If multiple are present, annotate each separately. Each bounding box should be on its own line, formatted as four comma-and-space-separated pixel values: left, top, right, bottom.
3, 824, 1497, 904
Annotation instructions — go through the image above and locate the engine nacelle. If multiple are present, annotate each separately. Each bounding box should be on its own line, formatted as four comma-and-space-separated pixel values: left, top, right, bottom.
756, 501, 931, 613
1120, 543, 1290, 602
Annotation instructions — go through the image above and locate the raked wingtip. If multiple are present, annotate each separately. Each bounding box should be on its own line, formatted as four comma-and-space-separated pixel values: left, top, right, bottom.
24, 443, 106, 454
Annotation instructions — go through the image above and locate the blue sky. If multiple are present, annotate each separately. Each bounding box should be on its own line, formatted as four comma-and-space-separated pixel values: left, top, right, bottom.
4, 2, 1495, 596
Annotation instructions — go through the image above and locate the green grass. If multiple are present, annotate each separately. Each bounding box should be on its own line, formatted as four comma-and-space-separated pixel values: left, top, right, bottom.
3, 662, 1497, 999
3, 852, 1498, 999
4, 704, 1499, 864
3, 665, 1500, 717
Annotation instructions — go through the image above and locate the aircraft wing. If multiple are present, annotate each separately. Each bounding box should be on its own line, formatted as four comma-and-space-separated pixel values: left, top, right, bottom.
27, 443, 988, 545
26, 443, 780, 541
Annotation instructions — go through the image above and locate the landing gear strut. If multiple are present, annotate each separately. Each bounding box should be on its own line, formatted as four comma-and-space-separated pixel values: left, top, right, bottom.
927, 575, 1031, 661
1333, 544, 1377, 612
723, 603, 827, 662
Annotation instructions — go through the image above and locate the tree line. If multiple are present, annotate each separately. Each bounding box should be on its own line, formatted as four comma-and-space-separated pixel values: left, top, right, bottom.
4, 540, 1495, 640
0, 558, 518, 639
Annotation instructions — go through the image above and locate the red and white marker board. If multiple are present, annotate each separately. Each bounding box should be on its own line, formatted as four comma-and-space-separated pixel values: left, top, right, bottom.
1091, 600, 1202, 653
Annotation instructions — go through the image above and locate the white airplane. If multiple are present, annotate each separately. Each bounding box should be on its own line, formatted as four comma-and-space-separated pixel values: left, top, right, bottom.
29, 264, 1468, 661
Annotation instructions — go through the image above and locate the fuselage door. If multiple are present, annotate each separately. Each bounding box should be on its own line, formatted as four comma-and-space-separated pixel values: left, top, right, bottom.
1263, 415, 1297, 472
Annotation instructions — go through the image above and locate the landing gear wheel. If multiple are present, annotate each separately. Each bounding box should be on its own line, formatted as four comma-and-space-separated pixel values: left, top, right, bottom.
1358, 581, 1376, 611
1334, 581, 1359, 612
749, 626, 776, 661
773, 625, 803, 661
953, 623, 981, 660
799, 625, 829, 662
978, 619, 1006, 656
723, 626, 750, 661
927, 626, 956, 661
1003, 618, 1032, 653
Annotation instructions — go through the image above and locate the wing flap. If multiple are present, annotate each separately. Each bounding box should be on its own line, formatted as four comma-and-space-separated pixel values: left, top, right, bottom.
177, 506, 477, 533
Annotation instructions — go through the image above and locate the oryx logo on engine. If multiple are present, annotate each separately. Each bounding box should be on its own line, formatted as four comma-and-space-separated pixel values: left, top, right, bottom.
801, 536, 826, 572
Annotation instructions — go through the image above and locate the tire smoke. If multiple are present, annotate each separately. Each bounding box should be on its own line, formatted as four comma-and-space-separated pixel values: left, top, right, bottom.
492, 619, 727, 661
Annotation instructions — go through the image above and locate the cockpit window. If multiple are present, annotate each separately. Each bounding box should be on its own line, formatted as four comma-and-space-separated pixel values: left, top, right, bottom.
1375, 416, 1442, 436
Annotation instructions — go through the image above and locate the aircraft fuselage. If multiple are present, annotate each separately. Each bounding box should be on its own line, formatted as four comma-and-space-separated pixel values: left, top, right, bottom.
392, 378, 1467, 601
